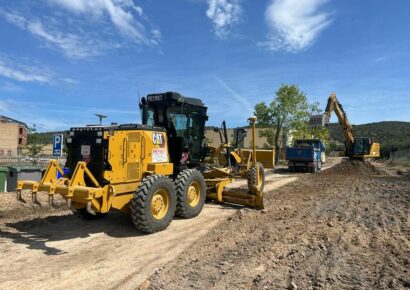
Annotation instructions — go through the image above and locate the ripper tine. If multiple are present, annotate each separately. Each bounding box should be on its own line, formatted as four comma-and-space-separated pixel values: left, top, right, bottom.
48, 195, 54, 208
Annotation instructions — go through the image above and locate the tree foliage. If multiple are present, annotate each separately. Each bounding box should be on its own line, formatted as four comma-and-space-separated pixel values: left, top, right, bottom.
254, 84, 323, 164
24, 125, 44, 164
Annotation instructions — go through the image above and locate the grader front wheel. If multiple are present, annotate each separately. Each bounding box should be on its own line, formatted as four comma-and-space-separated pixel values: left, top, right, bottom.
131, 175, 176, 234
247, 162, 265, 194
175, 169, 206, 219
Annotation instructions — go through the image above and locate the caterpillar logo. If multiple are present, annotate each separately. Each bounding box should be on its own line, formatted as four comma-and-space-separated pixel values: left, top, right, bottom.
152, 132, 164, 145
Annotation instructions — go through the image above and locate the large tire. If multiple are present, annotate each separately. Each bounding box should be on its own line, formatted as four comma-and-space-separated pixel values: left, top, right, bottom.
175, 169, 206, 219
72, 208, 108, 220
247, 162, 265, 194
131, 175, 176, 234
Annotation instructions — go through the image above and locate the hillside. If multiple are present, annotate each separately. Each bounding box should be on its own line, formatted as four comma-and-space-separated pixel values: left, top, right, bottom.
27, 131, 67, 145
27, 121, 410, 157
328, 121, 410, 156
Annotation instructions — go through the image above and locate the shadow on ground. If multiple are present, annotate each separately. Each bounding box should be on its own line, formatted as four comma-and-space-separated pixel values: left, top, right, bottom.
0, 211, 141, 255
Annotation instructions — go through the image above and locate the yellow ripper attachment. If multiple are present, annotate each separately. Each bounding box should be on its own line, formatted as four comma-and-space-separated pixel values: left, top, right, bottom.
17, 160, 115, 215
17, 160, 68, 206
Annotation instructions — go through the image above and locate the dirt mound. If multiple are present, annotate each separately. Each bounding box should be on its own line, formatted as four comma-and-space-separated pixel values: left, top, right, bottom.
321, 160, 380, 176
148, 161, 410, 289
0, 191, 68, 221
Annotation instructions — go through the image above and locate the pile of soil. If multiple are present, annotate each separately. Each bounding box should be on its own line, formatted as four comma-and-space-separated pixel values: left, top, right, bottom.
0, 191, 68, 221
148, 162, 410, 289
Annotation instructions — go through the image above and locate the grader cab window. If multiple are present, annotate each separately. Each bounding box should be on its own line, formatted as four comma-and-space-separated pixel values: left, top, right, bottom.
168, 113, 189, 137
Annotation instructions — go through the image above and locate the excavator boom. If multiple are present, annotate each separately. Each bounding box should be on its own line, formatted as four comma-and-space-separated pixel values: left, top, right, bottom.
309, 93, 380, 159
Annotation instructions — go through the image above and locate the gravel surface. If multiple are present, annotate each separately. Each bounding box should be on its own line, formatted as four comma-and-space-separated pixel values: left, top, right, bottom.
148, 161, 410, 290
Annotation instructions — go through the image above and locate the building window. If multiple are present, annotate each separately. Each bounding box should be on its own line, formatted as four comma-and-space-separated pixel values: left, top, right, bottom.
19, 138, 23, 145
7, 150, 12, 157
0, 150, 3, 157
19, 127, 24, 135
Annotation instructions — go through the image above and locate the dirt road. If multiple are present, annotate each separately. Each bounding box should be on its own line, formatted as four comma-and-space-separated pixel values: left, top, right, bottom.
0, 162, 339, 290
149, 161, 410, 290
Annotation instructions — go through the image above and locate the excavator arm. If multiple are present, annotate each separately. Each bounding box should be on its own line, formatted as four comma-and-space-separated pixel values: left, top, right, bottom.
323, 93, 355, 154
310, 93, 380, 159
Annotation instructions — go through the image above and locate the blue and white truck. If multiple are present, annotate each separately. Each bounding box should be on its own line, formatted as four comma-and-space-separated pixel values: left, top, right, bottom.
286, 139, 326, 173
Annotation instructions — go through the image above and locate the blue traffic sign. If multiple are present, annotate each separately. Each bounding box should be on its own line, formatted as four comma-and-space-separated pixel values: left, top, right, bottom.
53, 134, 64, 156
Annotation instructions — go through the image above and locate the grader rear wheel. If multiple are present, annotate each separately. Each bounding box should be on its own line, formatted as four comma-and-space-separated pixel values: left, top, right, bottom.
247, 162, 265, 194
131, 175, 176, 234
175, 169, 206, 219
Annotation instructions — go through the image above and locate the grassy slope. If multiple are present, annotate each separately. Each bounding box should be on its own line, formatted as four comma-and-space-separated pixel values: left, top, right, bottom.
328, 121, 410, 156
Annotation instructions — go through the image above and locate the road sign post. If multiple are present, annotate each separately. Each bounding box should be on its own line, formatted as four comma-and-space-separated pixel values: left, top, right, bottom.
53, 134, 64, 157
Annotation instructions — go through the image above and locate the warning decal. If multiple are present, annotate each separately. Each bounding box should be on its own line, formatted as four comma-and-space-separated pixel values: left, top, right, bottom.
152, 148, 167, 163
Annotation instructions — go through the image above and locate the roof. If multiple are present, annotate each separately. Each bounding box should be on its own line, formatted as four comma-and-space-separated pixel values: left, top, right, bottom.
0, 115, 28, 128
295, 139, 323, 143
145, 91, 205, 107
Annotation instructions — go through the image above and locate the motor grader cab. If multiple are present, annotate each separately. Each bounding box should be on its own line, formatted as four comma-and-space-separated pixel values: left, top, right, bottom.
139, 92, 208, 173
16, 92, 266, 234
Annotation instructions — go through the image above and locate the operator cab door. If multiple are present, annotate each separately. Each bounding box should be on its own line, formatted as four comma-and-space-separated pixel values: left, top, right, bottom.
353, 138, 371, 156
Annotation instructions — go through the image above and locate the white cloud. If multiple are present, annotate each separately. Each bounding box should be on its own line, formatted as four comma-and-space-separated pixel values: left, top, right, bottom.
0, 100, 11, 113
206, 0, 242, 38
0, 57, 51, 83
261, 0, 333, 52
48, 0, 151, 44
215, 77, 253, 116
3, 12, 104, 60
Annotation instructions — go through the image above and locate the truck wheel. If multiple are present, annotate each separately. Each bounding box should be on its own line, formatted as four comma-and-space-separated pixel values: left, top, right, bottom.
72, 208, 108, 220
247, 162, 265, 194
313, 163, 318, 173
175, 169, 206, 219
131, 175, 176, 234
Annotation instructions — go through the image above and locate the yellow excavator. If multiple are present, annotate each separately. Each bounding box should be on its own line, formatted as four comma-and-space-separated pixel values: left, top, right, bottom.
309, 93, 380, 159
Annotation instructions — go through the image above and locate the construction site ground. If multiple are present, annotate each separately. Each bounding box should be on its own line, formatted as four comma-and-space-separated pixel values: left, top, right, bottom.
0, 158, 409, 290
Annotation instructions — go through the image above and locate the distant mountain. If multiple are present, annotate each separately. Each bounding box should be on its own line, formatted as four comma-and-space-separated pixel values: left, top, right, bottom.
328, 121, 410, 157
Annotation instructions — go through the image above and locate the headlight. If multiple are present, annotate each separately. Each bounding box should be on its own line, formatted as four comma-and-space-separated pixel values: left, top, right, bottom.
67, 138, 72, 143
69, 131, 75, 136
97, 131, 103, 136
96, 138, 102, 144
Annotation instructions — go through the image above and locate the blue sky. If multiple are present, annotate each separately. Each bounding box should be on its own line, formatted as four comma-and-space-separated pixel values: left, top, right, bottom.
0, 0, 409, 131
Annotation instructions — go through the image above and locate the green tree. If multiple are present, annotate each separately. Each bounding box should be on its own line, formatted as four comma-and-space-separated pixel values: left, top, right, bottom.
25, 124, 44, 164
254, 84, 322, 164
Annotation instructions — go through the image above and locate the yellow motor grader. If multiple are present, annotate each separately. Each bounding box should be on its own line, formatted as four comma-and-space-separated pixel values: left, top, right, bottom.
17, 92, 265, 233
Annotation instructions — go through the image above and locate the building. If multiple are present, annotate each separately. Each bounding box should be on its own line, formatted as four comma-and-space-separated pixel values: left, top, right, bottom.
205, 126, 290, 149
0, 116, 28, 157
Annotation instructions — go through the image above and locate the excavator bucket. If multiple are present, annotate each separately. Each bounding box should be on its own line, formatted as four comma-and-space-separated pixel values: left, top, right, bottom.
308, 114, 329, 129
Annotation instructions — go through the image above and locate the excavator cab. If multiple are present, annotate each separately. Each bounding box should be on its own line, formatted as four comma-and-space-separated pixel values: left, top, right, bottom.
352, 137, 380, 158
140, 92, 208, 173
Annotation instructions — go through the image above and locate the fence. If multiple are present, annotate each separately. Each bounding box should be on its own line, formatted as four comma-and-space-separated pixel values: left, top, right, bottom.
390, 148, 410, 164
0, 156, 66, 168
